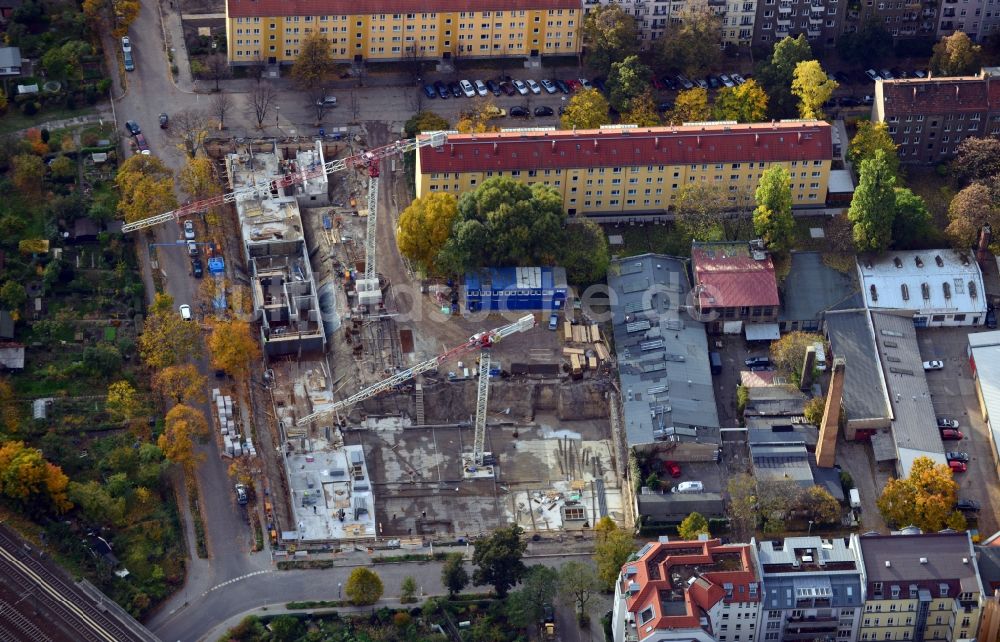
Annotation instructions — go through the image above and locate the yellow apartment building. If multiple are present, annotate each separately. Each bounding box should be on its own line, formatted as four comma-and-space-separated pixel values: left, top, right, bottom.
854, 532, 983, 642
415, 121, 833, 217
225, 0, 581, 65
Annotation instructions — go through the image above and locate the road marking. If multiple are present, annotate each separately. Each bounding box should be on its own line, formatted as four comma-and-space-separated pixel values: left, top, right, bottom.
203, 570, 274, 596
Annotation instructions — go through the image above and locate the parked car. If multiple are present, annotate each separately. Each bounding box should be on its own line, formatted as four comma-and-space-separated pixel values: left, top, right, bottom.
422, 84, 437, 99
512, 79, 529, 95
662, 76, 678, 90
526, 79, 541, 94
134, 132, 150, 155
510, 105, 530, 118
949, 460, 967, 473
956, 499, 981, 512
662, 461, 682, 478
449, 82, 462, 98
891, 67, 906, 79
988, 306, 997, 329
434, 80, 449, 99
651, 77, 665, 91
548, 314, 559, 330
923, 360, 944, 371
125, 120, 141, 135
590, 77, 605, 92
235, 483, 248, 505
534, 105, 554, 117
159, 112, 169, 128
179, 304, 192, 321
946, 451, 970, 463
862, 95, 874, 105
937, 417, 960, 429
481, 105, 506, 119
676, 74, 694, 90
183, 220, 196, 240
834, 71, 851, 84
657, 101, 674, 112
879, 68, 893, 79
839, 96, 862, 107
579, 78, 594, 90
123, 50, 134, 71
744, 356, 772, 368
865, 69, 880, 81
566, 78, 582, 91
694, 77, 708, 89
499, 82, 516, 96
541, 78, 557, 93
554, 78, 570, 94
732, 73, 746, 85
940, 428, 964, 440
188, 241, 199, 256
720, 74, 735, 87
672, 481, 704, 493
486, 79, 501, 96
121, 36, 131, 53
912, 69, 927, 78
314, 95, 338, 107
474, 79, 488, 97
460, 79, 476, 97
191, 257, 204, 279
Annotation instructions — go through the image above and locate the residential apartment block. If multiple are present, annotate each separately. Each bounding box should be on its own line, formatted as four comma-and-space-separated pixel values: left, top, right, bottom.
752, 0, 845, 50
583, 0, 673, 47
872, 69, 1000, 164
225, 0, 581, 65
754, 536, 865, 642
583, 0, 756, 48
612, 538, 762, 642
854, 531, 983, 642
416, 122, 833, 218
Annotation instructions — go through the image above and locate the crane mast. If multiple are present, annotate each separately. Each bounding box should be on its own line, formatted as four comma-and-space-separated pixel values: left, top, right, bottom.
296, 314, 536, 459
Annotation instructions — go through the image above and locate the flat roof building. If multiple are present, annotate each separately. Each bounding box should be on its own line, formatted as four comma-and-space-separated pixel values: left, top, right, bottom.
967, 331, 1000, 480
607, 254, 720, 446
857, 250, 987, 327
779, 251, 859, 333
416, 122, 834, 219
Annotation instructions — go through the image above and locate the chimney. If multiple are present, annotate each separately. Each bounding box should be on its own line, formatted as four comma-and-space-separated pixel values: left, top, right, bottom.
800, 346, 817, 391
815, 357, 846, 467
885, 560, 891, 568
977, 224, 992, 265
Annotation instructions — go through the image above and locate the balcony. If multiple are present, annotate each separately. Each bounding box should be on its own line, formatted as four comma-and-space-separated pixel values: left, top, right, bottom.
777, 16, 791, 24
807, 27, 821, 36
940, 19, 954, 28
923, 8, 936, 16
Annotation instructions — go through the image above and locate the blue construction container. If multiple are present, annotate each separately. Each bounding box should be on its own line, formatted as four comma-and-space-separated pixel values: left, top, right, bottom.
464, 266, 568, 312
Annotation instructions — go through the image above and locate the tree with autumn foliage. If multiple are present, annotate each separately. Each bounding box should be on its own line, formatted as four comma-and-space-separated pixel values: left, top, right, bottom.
666, 88, 710, 125
208, 319, 260, 379
115, 155, 178, 224
593, 516, 634, 590
559, 89, 610, 130
180, 156, 221, 200
153, 364, 206, 404
770, 331, 825, 383
791, 60, 838, 120
877, 456, 965, 532
712, 79, 769, 123
106, 380, 143, 424
456, 98, 503, 134
12, 154, 46, 199
620, 90, 660, 127
158, 404, 210, 472
0, 377, 20, 433
397, 192, 459, 274
138, 293, 202, 369
0, 441, 71, 513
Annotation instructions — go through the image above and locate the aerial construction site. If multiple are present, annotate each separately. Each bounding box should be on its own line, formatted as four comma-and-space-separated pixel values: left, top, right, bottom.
167, 125, 628, 549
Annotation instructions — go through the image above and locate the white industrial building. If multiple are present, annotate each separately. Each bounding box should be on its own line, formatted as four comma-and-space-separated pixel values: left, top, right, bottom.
968, 331, 1000, 481
856, 250, 987, 327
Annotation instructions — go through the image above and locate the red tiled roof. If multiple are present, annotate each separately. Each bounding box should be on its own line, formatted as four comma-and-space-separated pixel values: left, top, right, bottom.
418, 122, 832, 174
227, 0, 579, 17
692, 242, 780, 308
618, 539, 760, 641
879, 75, 1000, 115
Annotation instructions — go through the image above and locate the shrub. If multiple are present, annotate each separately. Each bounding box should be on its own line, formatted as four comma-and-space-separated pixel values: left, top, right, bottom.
22, 101, 37, 115
393, 612, 412, 628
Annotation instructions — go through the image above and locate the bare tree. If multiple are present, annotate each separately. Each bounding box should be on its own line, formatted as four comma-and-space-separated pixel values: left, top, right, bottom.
169, 109, 212, 158
247, 52, 267, 85
403, 44, 422, 86
349, 90, 360, 125
209, 92, 232, 130
203, 53, 232, 92
248, 83, 278, 129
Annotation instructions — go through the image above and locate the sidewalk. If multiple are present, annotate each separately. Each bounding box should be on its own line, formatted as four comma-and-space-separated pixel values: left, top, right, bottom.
13, 113, 103, 137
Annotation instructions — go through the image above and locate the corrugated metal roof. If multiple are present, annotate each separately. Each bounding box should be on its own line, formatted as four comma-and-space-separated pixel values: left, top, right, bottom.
419, 122, 832, 174
692, 241, 780, 309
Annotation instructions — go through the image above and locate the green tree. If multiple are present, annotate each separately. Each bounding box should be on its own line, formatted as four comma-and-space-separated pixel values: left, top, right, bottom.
877, 456, 965, 531
472, 524, 527, 598
666, 87, 710, 125
797, 485, 841, 525
657, 8, 722, 77
559, 220, 610, 285
506, 564, 558, 628
403, 111, 450, 137
607, 55, 652, 112
848, 121, 899, 180
581, 5, 639, 76
49, 155, 76, 181
106, 380, 141, 424
757, 35, 813, 118
620, 90, 661, 127
892, 188, 934, 249
68, 480, 126, 526
41, 40, 91, 80
791, 60, 838, 120
848, 150, 898, 252
952, 137, 1000, 185
11, 154, 45, 199
0, 281, 27, 311
559, 89, 610, 130
753, 165, 795, 252
711, 79, 769, 122
836, 23, 893, 65
115, 155, 177, 224
677, 512, 710, 540
803, 396, 825, 425
400, 576, 418, 603
268, 615, 305, 642
441, 552, 469, 598
930, 31, 981, 77
946, 182, 998, 247
726, 473, 758, 540
397, 192, 459, 274
770, 331, 825, 380
645, 472, 660, 491
438, 178, 565, 274
344, 567, 384, 605
672, 182, 727, 241
593, 516, 634, 589
558, 560, 601, 622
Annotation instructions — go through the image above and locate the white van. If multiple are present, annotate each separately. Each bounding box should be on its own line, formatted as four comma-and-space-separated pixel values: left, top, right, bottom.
672, 481, 704, 494
179, 304, 192, 321
814, 342, 827, 371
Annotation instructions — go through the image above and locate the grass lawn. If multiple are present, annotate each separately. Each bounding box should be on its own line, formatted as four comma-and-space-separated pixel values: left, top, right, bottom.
0, 105, 98, 136
903, 165, 954, 229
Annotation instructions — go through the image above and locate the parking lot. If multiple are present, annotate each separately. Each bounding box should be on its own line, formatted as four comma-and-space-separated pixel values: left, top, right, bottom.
918, 326, 1000, 538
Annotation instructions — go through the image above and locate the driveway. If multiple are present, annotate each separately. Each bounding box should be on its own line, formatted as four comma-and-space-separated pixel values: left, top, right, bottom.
918, 326, 1000, 537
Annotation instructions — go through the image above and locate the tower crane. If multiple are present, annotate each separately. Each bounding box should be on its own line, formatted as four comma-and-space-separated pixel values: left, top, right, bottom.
119, 132, 449, 301
297, 314, 537, 470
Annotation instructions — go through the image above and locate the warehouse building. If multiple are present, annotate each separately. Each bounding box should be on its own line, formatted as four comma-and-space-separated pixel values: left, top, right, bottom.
416, 122, 834, 218
967, 331, 1000, 480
